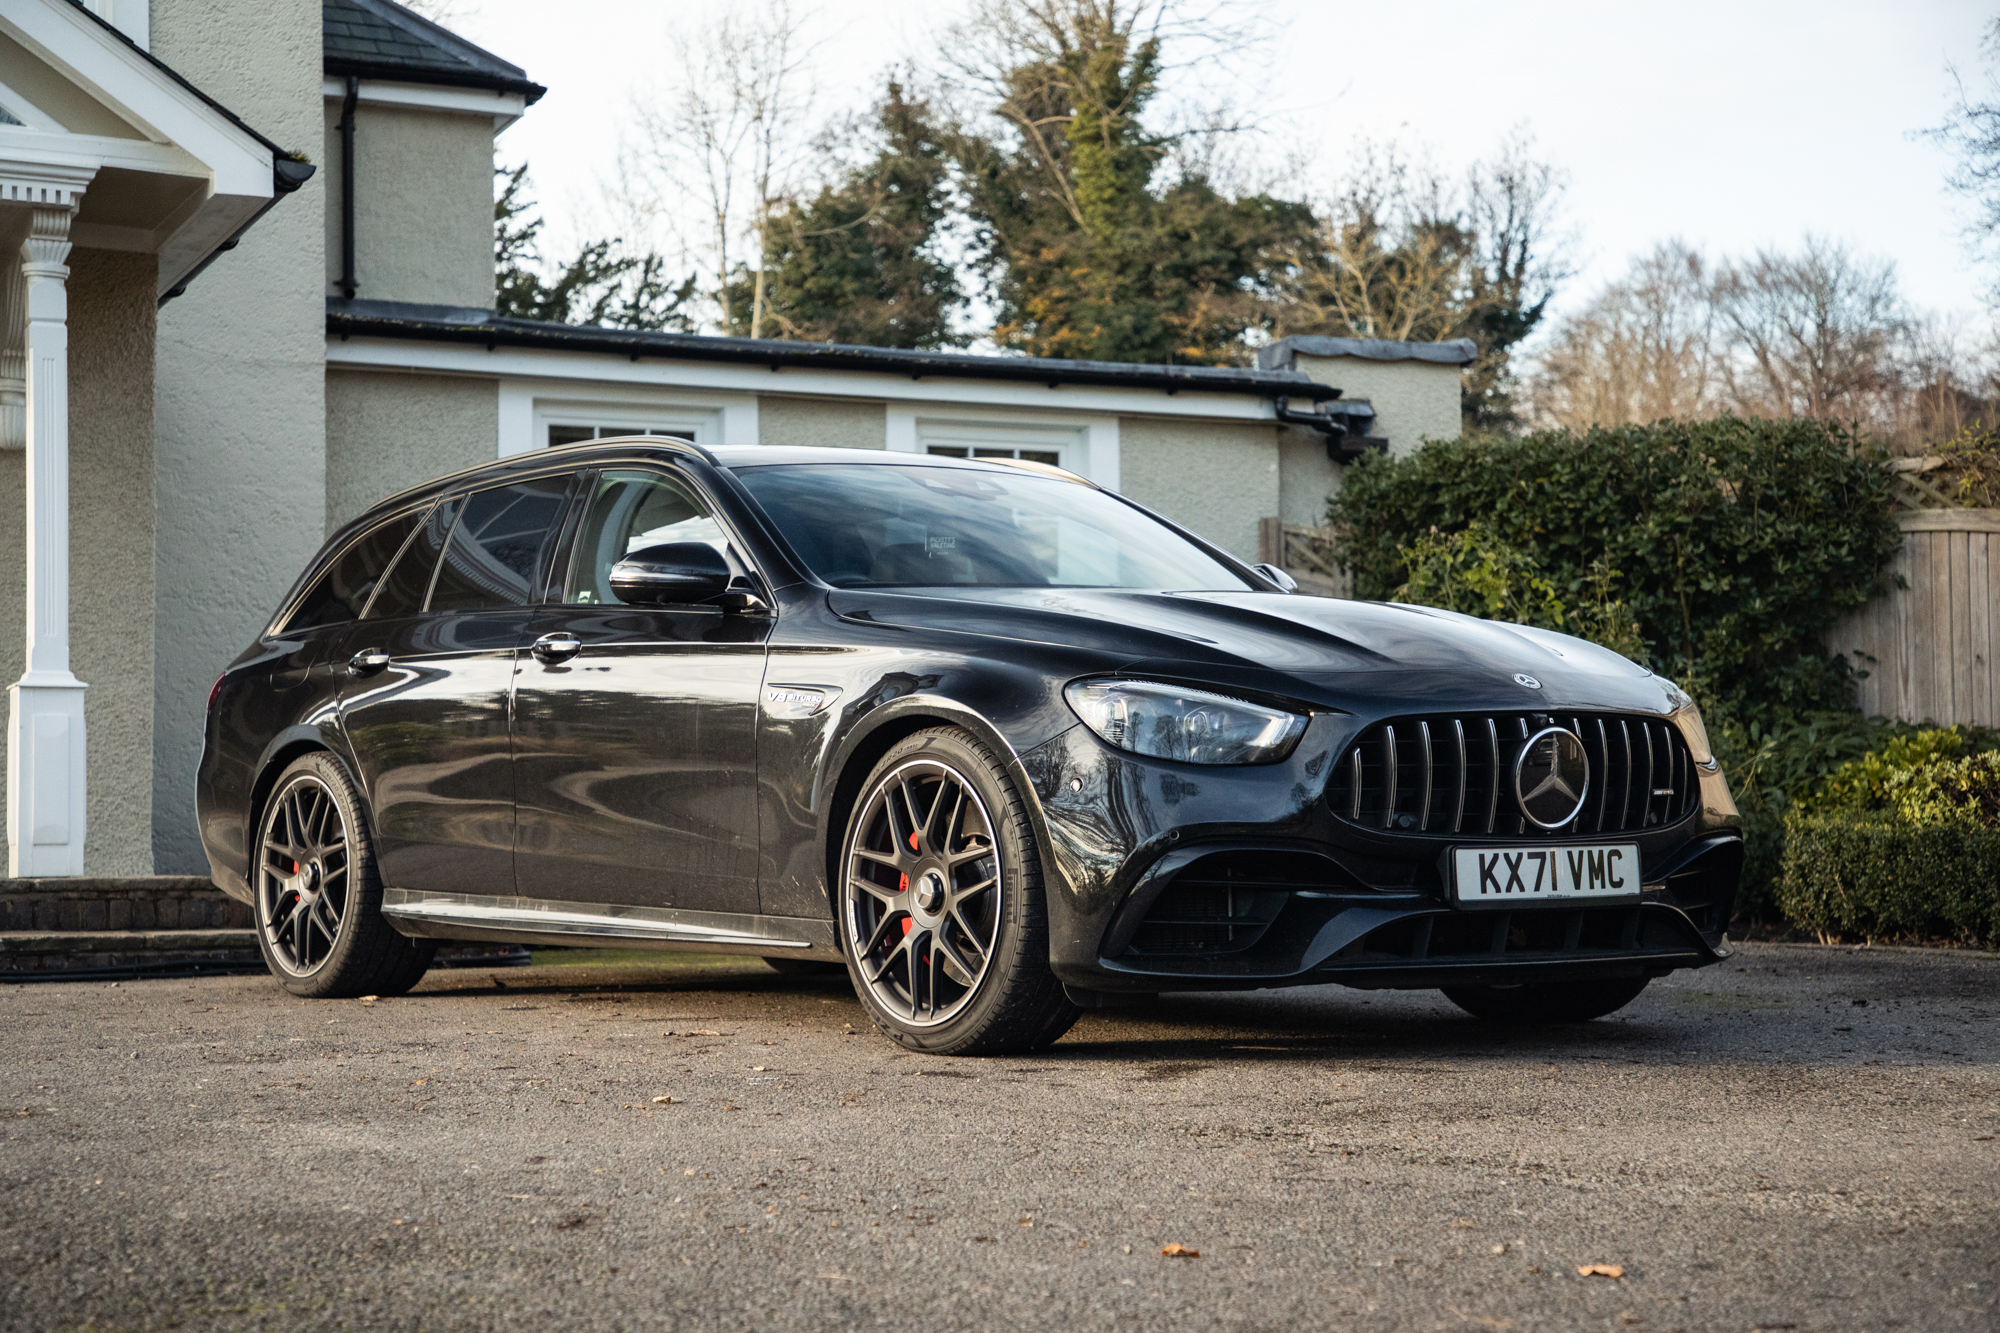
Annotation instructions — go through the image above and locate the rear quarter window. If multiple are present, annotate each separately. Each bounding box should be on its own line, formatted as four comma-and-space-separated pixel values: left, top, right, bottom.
281, 511, 422, 632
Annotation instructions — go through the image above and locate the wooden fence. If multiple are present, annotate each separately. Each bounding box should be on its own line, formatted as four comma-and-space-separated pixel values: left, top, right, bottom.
1828, 509, 1998, 728
1257, 519, 1350, 599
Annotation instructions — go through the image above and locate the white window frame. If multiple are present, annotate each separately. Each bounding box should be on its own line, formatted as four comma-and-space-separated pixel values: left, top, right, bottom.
886, 406, 1120, 491
498, 382, 759, 457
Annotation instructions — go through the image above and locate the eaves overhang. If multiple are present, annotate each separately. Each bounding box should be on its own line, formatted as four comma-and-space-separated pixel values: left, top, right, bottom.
1, 0, 312, 300
324, 298, 1344, 402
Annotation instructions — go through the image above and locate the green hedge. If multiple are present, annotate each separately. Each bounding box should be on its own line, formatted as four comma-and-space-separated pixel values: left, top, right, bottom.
1328, 416, 1901, 720
1778, 813, 2000, 946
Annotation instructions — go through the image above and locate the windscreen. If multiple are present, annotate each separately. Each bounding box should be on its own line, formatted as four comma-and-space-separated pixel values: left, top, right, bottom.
734, 463, 1252, 591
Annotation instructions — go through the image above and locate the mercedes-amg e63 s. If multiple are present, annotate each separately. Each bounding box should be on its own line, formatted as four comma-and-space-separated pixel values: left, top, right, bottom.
198, 440, 1742, 1054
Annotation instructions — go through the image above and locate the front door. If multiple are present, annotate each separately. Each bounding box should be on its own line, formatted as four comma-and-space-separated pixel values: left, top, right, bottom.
511, 467, 770, 914
338, 475, 573, 897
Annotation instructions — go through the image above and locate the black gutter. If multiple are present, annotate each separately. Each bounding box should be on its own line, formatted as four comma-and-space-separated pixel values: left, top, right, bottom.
325, 299, 1344, 402
337, 76, 359, 300
160, 159, 317, 307
323, 56, 546, 104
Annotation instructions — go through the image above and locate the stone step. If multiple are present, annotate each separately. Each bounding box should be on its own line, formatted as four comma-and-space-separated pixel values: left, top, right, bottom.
0, 876, 248, 932
0, 928, 261, 974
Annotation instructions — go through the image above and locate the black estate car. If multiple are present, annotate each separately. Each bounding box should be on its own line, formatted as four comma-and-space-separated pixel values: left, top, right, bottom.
198, 440, 1742, 1054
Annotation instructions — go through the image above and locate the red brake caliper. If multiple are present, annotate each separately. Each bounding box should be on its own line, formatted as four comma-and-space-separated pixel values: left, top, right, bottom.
898, 873, 912, 937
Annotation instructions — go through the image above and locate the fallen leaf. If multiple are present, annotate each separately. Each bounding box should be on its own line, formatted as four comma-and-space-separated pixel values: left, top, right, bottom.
1453, 1218, 1476, 1228
1490, 1243, 1508, 1255
651, 1096, 677, 1105
359, 996, 378, 1005
1161, 1244, 1200, 1258
1975, 1136, 1995, 1142
1576, 1264, 1624, 1279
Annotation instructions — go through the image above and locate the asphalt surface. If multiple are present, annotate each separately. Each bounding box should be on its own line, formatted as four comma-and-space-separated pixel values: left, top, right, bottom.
3, 941, 1996, 1333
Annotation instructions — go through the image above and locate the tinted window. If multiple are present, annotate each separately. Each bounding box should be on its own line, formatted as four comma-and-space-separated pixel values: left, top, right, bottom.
429, 476, 572, 612
365, 498, 456, 620
733, 463, 1251, 591
563, 470, 728, 606
284, 511, 420, 631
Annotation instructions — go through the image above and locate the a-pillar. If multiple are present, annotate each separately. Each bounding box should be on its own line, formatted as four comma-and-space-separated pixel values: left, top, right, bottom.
8, 197, 90, 875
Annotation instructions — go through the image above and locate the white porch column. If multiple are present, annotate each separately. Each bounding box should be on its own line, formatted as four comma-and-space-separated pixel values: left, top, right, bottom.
7, 198, 89, 875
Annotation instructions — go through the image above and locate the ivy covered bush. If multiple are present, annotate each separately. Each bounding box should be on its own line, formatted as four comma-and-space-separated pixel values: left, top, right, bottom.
1329, 416, 1902, 721
1780, 730, 2000, 946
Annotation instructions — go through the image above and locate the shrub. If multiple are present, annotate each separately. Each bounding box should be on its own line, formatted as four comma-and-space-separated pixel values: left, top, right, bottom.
1392, 523, 1650, 663
1778, 815, 2000, 946
1795, 727, 1986, 815
1329, 416, 1902, 721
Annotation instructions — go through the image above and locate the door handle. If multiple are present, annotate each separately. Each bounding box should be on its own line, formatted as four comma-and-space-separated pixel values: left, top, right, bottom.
531, 632, 582, 664
347, 648, 390, 676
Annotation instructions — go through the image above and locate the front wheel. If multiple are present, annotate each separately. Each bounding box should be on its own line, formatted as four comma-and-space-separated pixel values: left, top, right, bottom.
253, 752, 435, 999
838, 728, 1078, 1055
1441, 976, 1649, 1024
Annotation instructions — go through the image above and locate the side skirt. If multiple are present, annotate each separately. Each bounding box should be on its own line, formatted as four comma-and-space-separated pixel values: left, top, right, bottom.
380, 889, 843, 961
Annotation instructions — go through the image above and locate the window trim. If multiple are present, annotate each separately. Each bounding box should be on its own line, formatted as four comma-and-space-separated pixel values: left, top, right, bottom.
554, 462, 771, 611
886, 405, 1120, 490
267, 499, 434, 638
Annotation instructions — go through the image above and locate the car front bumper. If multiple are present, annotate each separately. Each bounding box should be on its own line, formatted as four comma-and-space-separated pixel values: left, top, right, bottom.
1020, 712, 1741, 996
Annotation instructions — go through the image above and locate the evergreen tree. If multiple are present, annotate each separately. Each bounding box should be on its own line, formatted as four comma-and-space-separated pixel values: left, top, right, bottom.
723, 85, 964, 347
494, 165, 697, 330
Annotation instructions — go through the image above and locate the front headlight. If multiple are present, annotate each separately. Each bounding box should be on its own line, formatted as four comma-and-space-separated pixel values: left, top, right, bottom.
1672, 701, 1717, 770
1064, 680, 1307, 766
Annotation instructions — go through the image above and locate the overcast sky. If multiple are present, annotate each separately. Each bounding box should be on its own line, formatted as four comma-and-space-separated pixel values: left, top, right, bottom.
446, 0, 1994, 340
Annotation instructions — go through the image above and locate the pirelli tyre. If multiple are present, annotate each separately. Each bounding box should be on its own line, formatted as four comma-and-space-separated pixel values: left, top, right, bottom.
837, 728, 1079, 1056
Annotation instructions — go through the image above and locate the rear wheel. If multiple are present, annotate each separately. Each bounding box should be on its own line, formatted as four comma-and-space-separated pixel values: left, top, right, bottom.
253, 753, 435, 999
838, 728, 1077, 1055
1441, 976, 1649, 1024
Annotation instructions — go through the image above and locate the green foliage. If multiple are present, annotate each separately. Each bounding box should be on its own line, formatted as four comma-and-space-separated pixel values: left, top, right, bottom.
948, 14, 1312, 365
725, 85, 964, 348
1889, 752, 2000, 826
1390, 523, 1649, 663
1778, 815, 2000, 946
1329, 416, 1903, 722
1795, 726, 1993, 815
1928, 424, 2000, 508
495, 164, 695, 330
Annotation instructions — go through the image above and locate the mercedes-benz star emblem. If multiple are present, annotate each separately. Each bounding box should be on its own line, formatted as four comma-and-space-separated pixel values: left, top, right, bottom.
1513, 673, 1542, 689
1514, 726, 1590, 829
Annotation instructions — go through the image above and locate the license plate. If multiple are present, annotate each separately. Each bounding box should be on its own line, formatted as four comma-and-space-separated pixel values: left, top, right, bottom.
1451, 844, 1641, 907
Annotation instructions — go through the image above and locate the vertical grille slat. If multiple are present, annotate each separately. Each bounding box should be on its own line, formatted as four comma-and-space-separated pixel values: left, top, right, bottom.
1334, 711, 1696, 839
1417, 720, 1433, 832
1483, 717, 1500, 834
1381, 724, 1398, 831
1451, 719, 1467, 834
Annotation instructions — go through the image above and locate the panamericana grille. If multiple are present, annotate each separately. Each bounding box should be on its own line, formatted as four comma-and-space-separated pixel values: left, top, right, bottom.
1329, 712, 1699, 838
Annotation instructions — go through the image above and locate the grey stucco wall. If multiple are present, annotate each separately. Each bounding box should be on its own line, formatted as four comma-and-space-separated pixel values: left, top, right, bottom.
1292, 354, 1462, 457
758, 396, 886, 449
323, 100, 495, 308
0, 250, 158, 874
1278, 424, 1342, 528
1117, 417, 1278, 563
326, 370, 498, 532
152, 0, 327, 874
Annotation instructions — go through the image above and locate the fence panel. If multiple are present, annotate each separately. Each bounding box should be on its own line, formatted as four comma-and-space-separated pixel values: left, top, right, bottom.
1258, 518, 1351, 599
1829, 511, 1999, 727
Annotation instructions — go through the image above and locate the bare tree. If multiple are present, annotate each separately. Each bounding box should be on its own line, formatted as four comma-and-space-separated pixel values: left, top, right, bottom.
1713, 236, 1904, 422
1527, 242, 1719, 430
1926, 18, 2000, 305
624, 1, 820, 336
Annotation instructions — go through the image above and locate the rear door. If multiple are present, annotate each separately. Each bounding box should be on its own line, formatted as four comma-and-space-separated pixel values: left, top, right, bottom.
511, 466, 771, 914
337, 474, 574, 896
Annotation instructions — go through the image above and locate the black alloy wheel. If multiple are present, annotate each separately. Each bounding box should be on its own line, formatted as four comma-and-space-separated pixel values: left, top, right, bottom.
253, 752, 435, 999
839, 729, 1077, 1054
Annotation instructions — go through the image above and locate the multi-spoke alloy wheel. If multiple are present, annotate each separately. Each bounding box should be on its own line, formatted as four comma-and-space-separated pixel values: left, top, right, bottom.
845, 758, 1002, 1025
259, 774, 352, 977
251, 752, 434, 999
838, 729, 1078, 1055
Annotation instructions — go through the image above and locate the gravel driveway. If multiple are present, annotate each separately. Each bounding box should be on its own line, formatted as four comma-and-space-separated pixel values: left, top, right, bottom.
3, 940, 1995, 1332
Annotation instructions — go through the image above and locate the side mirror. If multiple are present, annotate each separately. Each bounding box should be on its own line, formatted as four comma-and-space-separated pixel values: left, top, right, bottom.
1252, 562, 1298, 593
609, 542, 734, 606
